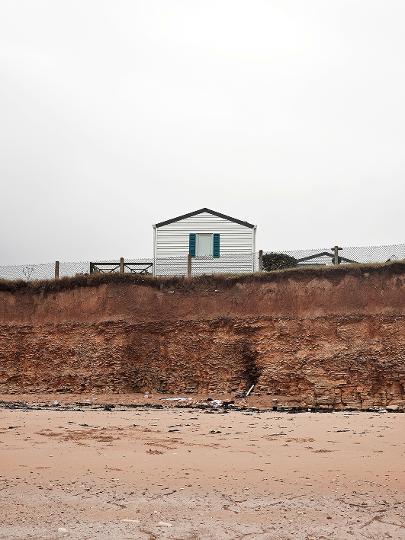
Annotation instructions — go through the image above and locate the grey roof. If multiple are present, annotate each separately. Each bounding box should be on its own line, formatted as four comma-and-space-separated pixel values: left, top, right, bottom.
154, 208, 256, 229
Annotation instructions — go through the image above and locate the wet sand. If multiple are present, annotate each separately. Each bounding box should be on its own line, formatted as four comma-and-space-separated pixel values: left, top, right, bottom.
0, 406, 404, 539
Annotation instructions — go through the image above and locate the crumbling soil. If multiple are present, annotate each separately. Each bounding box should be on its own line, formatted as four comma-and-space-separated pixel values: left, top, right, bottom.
0, 267, 405, 409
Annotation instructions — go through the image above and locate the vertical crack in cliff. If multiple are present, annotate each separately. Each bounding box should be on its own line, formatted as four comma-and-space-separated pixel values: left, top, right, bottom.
241, 342, 261, 391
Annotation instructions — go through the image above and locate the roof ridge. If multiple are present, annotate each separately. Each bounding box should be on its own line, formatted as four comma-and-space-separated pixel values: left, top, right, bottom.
155, 208, 255, 229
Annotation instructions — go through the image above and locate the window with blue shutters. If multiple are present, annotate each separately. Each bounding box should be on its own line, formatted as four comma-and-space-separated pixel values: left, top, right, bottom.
190, 233, 220, 257
213, 233, 220, 257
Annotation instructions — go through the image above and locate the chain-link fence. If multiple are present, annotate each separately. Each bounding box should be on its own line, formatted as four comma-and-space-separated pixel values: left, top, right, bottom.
284, 244, 405, 266
154, 253, 257, 276
0, 244, 404, 282
0, 258, 154, 282
0, 261, 88, 281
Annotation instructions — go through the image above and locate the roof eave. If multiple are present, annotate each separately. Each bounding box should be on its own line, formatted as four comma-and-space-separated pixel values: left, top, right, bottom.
154, 208, 255, 229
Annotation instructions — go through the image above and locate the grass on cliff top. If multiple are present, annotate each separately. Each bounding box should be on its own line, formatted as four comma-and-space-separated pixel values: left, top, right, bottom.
1, 260, 405, 295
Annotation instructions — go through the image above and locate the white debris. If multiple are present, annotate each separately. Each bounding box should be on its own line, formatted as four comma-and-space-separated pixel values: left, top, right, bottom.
211, 400, 223, 408
157, 521, 173, 527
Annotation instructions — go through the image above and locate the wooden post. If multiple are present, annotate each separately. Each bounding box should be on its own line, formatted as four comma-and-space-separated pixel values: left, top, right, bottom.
332, 245, 342, 265
187, 254, 192, 278
55, 261, 60, 279
258, 250, 263, 272
120, 257, 125, 274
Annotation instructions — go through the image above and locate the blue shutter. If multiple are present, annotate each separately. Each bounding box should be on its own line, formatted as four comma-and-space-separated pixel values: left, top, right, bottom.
189, 233, 196, 257
213, 233, 220, 258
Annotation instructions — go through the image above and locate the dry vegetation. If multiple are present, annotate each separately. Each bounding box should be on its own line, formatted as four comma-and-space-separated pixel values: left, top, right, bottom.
1, 260, 405, 295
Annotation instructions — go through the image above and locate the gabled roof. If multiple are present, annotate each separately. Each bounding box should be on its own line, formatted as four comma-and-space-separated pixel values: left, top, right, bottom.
154, 208, 255, 229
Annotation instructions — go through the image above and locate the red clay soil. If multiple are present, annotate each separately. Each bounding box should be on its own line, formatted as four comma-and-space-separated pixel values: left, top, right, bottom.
0, 266, 405, 409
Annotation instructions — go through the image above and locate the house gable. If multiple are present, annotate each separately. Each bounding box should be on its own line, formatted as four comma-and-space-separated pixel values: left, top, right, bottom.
155, 208, 255, 229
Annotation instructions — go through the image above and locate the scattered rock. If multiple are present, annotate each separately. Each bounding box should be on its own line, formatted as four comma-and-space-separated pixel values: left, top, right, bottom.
386, 405, 399, 411
103, 405, 114, 411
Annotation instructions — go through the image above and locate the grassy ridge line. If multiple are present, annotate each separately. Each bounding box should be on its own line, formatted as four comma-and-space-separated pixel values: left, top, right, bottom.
1, 260, 405, 295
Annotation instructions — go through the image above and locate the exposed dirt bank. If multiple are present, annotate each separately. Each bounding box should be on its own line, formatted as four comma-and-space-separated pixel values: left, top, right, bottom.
2, 264, 405, 324
1, 266, 405, 409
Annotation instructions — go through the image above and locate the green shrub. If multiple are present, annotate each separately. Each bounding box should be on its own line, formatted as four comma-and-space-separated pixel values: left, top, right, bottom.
262, 252, 297, 272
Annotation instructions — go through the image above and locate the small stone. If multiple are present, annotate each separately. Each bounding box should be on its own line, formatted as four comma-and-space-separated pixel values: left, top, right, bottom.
157, 521, 173, 527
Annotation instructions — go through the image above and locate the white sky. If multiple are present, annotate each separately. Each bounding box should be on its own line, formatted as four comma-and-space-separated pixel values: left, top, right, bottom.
1, 1, 405, 264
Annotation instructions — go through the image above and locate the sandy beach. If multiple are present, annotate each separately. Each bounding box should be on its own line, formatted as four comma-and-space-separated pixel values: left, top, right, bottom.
0, 403, 404, 539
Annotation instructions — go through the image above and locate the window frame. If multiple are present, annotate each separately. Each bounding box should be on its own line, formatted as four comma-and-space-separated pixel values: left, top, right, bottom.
195, 233, 213, 257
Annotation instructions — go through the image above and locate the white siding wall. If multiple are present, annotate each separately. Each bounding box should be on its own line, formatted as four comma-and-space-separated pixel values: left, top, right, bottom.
153, 212, 256, 276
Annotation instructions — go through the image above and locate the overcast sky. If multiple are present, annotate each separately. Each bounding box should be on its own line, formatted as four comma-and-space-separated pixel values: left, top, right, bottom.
1, 1, 405, 264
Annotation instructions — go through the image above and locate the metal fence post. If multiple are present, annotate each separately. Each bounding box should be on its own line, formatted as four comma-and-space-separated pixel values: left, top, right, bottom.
54, 261, 60, 279
187, 254, 192, 278
120, 257, 125, 274
332, 245, 342, 265
258, 250, 263, 272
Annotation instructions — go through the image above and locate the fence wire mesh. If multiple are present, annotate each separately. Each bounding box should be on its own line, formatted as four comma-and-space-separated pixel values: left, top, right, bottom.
0, 244, 404, 281
154, 253, 256, 276
0, 261, 91, 281
284, 244, 405, 266
152, 256, 188, 277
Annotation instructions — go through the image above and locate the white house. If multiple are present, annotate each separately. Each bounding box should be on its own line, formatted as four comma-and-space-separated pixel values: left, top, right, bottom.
153, 208, 257, 276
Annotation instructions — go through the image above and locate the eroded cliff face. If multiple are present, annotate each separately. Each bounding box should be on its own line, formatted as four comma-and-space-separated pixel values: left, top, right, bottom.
0, 268, 404, 409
